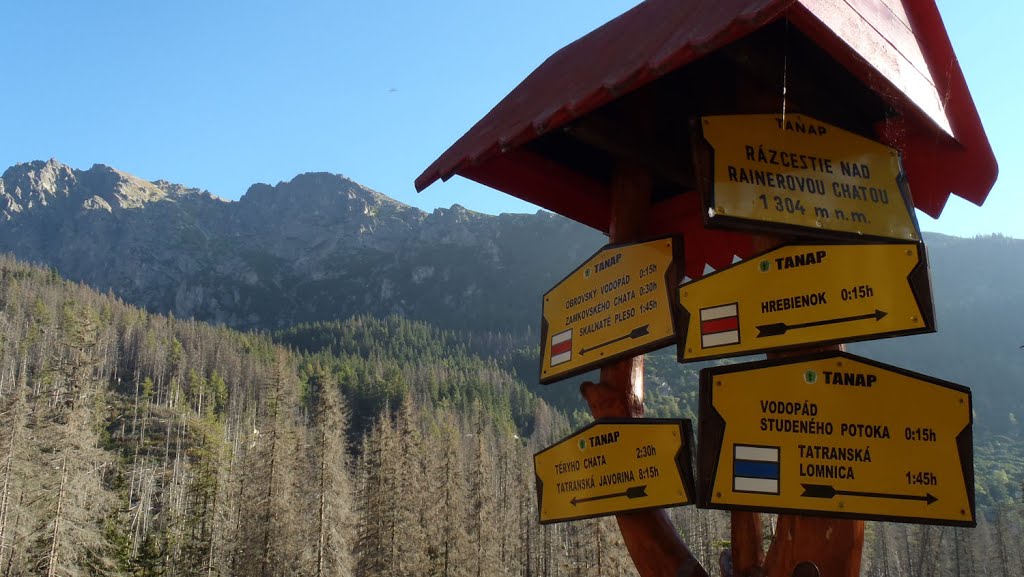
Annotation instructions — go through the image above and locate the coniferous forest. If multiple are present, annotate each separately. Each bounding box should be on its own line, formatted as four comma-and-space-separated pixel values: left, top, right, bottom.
0, 254, 1021, 577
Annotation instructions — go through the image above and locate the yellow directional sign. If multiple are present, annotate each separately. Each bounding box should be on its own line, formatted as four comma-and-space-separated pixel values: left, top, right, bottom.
697, 352, 975, 526
698, 113, 921, 241
677, 243, 934, 362
534, 419, 695, 524
540, 236, 681, 384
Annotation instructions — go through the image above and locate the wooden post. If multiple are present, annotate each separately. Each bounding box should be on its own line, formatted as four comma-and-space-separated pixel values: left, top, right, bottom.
726, 235, 865, 577
580, 161, 708, 577
730, 511, 764, 576
763, 515, 862, 577
758, 341, 865, 577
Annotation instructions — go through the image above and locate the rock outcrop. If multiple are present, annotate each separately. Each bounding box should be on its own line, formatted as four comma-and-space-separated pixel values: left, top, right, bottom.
0, 160, 604, 330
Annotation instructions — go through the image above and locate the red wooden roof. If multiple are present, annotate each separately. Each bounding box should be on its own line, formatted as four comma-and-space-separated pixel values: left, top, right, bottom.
415, 0, 997, 278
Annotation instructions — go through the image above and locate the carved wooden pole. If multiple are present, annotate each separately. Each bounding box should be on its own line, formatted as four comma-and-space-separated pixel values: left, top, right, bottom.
758, 342, 865, 577
580, 161, 708, 577
726, 235, 865, 577
729, 511, 764, 576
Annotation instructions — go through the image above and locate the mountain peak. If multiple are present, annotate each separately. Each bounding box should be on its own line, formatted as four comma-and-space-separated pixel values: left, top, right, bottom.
79, 163, 171, 208
0, 160, 215, 219
430, 203, 481, 224
2, 158, 77, 193
239, 171, 413, 217
0, 159, 79, 216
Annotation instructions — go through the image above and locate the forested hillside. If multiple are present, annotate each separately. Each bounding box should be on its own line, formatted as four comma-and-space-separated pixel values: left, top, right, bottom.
1, 256, 1022, 576
1, 157, 1023, 574
0, 161, 1019, 465
0, 255, 635, 576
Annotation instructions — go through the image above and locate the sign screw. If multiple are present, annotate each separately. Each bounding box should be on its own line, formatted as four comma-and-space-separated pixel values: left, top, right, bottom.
717, 206, 726, 214
911, 316, 918, 322
792, 561, 820, 577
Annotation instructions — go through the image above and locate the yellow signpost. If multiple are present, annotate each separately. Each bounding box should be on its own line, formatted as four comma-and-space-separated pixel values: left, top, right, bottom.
534, 419, 695, 524
697, 352, 974, 526
677, 243, 934, 362
540, 236, 681, 384
698, 114, 921, 241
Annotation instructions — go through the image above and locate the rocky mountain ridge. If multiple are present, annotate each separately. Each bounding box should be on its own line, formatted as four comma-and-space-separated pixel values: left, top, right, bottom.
0, 159, 208, 218
0, 159, 604, 330
1, 159, 1022, 437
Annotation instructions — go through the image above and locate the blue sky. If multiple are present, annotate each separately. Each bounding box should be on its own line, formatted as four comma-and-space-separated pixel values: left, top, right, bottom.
2, 0, 1020, 239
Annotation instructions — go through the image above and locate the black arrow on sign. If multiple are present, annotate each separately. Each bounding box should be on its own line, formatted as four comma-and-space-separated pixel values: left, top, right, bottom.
801, 483, 937, 505
756, 310, 888, 338
571, 485, 648, 506
579, 324, 650, 355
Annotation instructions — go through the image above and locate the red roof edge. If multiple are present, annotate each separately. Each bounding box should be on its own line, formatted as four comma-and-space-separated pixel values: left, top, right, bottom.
459, 148, 611, 231
416, 0, 997, 230
415, 0, 791, 194
889, 0, 998, 217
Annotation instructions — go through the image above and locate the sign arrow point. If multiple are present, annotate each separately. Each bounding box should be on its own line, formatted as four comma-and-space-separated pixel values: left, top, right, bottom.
926, 493, 938, 505
874, 309, 888, 321
630, 325, 651, 339
801, 484, 836, 499
578, 325, 652, 355
626, 485, 648, 499
757, 323, 788, 338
